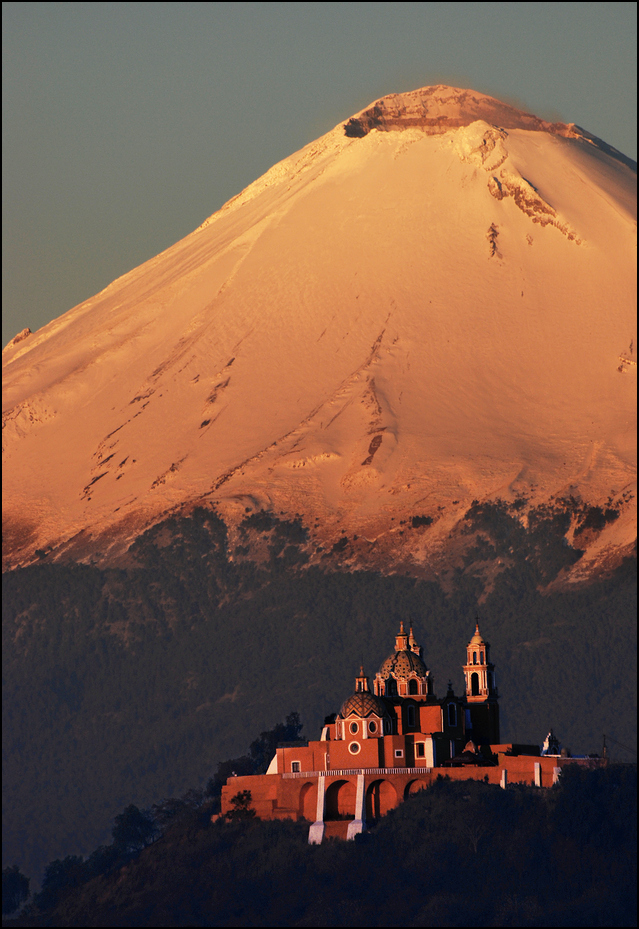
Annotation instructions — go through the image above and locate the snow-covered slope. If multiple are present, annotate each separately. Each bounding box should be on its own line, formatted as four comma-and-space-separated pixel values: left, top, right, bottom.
3, 86, 636, 574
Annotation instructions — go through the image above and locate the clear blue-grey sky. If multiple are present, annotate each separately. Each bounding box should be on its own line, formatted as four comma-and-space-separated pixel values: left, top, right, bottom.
3, 1, 637, 347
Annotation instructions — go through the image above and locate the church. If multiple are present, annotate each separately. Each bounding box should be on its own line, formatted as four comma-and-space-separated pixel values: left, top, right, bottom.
221, 621, 598, 842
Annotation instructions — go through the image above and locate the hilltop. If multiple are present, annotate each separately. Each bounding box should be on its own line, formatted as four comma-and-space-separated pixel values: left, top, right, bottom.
4, 766, 636, 927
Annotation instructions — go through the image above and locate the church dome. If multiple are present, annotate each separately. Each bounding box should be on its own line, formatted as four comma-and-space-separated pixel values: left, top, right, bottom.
339, 690, 390, 719
378, 648, 428, 681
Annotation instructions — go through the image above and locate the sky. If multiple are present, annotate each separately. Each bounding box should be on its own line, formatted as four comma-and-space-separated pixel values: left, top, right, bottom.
3, 1, 637, 347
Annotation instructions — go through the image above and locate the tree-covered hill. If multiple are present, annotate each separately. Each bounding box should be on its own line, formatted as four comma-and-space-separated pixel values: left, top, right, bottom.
2, 508, 636, 889
4, 765, 636, 928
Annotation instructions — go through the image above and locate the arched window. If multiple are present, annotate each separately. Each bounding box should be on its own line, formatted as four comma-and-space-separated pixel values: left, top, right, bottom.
387, 678, 397, 696
471, 672, 479, 696
408, 679, 418, 695
473, 651, 477, 664
407, 705, 416, 727
448, 703, 457, 727
480, 651, 485, 664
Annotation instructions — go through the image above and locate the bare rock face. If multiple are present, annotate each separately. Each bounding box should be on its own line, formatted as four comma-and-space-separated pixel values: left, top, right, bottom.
3, 327, 31, 351
2, 86, 636, 576
344, 85, 579, 138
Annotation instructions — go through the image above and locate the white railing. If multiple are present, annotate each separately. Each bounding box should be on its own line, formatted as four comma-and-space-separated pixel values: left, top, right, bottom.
282, 766, 432, 779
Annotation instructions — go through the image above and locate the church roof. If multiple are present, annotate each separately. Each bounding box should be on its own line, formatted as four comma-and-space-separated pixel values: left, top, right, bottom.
378, 647, 428, 680
468, 621, 487, 647
339, 690, 390, 719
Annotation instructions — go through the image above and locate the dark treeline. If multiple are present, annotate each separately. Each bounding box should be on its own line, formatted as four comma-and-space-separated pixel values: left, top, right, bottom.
3, 765, 636, 927
2, 712, 304, 919
3, 507, 637, 888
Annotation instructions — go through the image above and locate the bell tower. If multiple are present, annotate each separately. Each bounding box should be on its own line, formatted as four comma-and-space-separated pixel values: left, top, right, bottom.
462, 621, 500, 745
395, 621, 409, 652
354, 666, 370, 693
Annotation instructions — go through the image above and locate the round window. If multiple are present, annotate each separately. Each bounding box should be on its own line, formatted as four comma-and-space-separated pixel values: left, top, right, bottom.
369, 721, 377, 733
350, 721, 358, 734
348, 742, 361, 754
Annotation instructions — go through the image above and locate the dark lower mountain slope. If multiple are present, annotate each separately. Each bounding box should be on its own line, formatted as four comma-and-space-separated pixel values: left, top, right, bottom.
2, 506, 636, 887
6, 767, 637, 928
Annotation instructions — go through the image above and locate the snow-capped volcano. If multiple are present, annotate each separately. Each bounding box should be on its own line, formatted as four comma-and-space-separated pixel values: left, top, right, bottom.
2, 86, 636, 574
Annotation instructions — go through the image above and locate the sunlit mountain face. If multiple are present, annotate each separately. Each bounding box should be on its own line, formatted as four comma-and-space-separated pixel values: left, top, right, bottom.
3, 85, 636, 580
2, 86, 636, 893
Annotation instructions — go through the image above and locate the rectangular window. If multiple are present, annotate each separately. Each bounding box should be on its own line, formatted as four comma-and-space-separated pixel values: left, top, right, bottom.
394, 749, 404, 758
415, 742, 425, 758
291, 761, 301, 773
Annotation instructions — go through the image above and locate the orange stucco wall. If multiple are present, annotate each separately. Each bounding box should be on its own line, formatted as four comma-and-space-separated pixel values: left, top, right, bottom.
220, 754, 596, 825
419, 704, 442, 733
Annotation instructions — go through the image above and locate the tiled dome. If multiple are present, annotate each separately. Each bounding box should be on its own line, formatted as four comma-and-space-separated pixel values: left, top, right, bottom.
339, 690, 390, 719
378, 648, 428, 680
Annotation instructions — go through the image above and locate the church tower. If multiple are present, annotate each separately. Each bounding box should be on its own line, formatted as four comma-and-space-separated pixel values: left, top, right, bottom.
462, 621, 500, 745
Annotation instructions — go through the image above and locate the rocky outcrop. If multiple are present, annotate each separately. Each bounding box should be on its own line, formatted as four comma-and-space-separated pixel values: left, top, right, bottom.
344, 85, 579, 139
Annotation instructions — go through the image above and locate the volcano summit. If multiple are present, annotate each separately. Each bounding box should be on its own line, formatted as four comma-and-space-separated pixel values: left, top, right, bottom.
2, 85, 636, 576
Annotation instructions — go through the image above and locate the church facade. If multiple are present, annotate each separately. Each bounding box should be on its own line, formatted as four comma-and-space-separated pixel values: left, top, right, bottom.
220, 621, 598, 842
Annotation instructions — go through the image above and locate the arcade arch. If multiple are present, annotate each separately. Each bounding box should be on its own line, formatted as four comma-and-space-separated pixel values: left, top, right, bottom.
298, 782, 317, 821
325, 780, 355, 820
405, 779, 429, 799
366, 779, 397, 820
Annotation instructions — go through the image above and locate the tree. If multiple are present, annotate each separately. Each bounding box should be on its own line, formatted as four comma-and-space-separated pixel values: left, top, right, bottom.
225, 790, 256, 821
249, 711, 304, 774
206, 754, 255, 802
35, 856, 86, 910
112, 804, 159, 852
206, 712, 305, 804
84, 844, 122, 879
151, 797, 189, 827
2, 865, 30, 915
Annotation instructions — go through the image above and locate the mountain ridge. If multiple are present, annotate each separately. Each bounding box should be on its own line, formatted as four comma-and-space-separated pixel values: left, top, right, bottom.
2, 85, 636, 577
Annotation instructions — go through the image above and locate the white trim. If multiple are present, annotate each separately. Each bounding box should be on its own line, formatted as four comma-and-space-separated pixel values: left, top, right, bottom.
346, 774, 366, 840
285, 766, 433, 778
